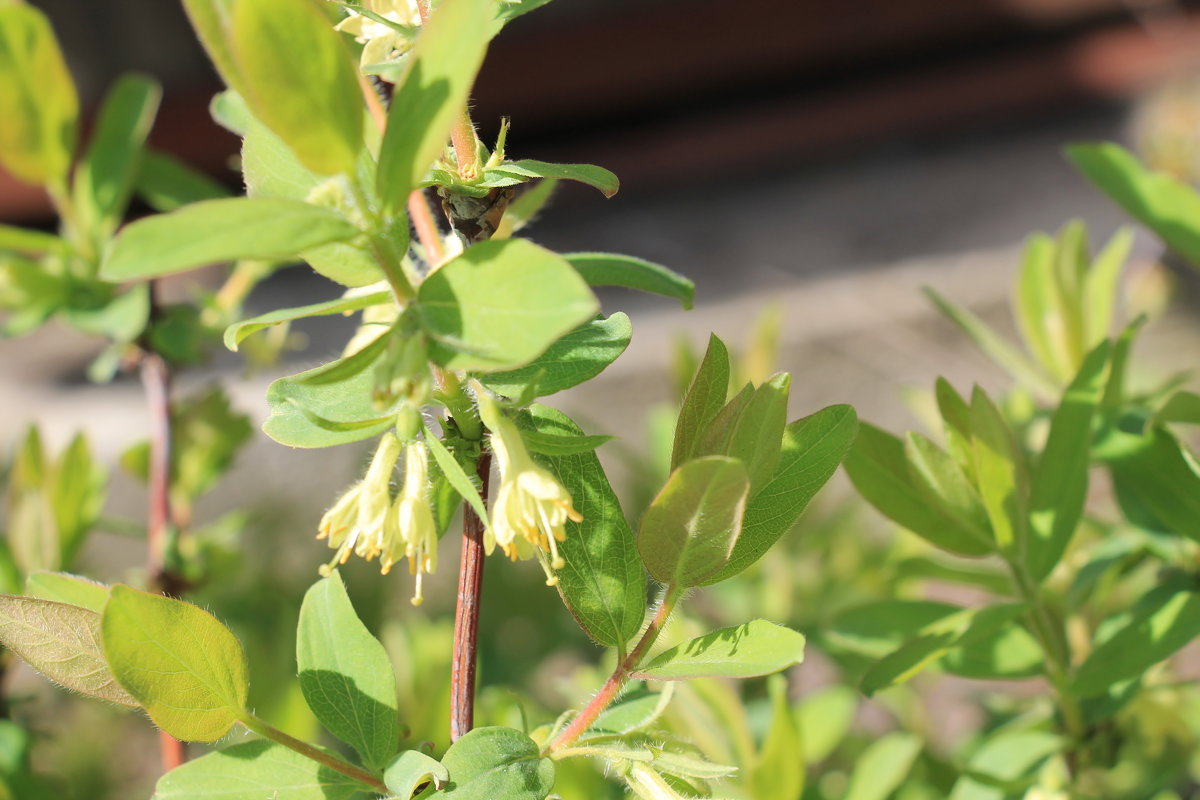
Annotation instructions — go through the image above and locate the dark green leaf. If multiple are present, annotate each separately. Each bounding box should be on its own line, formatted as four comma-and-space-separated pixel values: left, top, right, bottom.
102, 197, 360, 281
1104, 426, 1200, 543
564, 252, 693, 309
297, 571, 399, 770
707, 404, 858, 583
0, 594, 137, 707
481, 312, 631, 398
638, 456, 749, 587
633, 620, 804, 680
231, 0, 362, 175
521, 405, 645, 647
224, 291, 391, 351
153, 740, 364, 800
486, 159, 618, 197
418, 238, 598, 372
940, 623, 1042, 680
0, 4, 77, 186
376, 0, 496, 209
101, 585, 249, 741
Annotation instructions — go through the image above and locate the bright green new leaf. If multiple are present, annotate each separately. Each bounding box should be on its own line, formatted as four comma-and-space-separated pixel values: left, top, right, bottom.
433, 727, 554, 800
152, 740, 364, 800
925, 287, 1058, 399
1068, 142, 1200, 266
0, 3, 77, 186
590, 683, 674, 735
671, 334, 730, 469
0, 594, 137, 708
74, 73, 161, 239
263, 325, 399, 448
1155, 390, 1200, 427
904, 431, 991, 541
935, 377, 976, 480
377, 0, 496, 209
224, 291, 391, 351
521, 405, 645, 647
1026, 341, 1109, 580
297, 571, 399, 770
385, 750, 449, 798
751, 675, 803, 800
1073, 580, 1200, 697
101, 586, 249, 741
1083, 227, 1132, 347
634, 620, 804, 681
231, 0, 363, 175
0, 224, 65, 256
1014, 232, 1071, 381
699, 374, 790, 495
795, 686, 857, 765
25, 571, 109, 613
481, 313, 632, 398
563, 252, 695, 310
102, 197, 360, 280
638, 456, 750, 587
949, 730, 1063, 800
484, 159, 619, 197
136, 150, 230, 212
51, 433, 107, 567
860, 603, 1028, 695
844, 421, 992, 557
969, 387, 1028, 554
418, 238, 599, 372
842, 732, 922, 800
707, 404, 858, 583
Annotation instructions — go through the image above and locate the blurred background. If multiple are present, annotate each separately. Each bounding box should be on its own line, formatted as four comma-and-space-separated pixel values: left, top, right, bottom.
6, 0, 1200, 797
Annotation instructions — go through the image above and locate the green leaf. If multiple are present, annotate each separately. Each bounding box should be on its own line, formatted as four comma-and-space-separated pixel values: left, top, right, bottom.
102, 197, 360, 281
1026, 341, 1109, 579
486, 160, 619, 197
432, 727, 554, 800
224, 291, 391, 351
828, 600, 962, 658
969, 387, 1028, 554
1105, 426, 1200, 543
563, 252, 693, 310
230, 0, 362, 175
751, 675, 804, 800
376, 0, 496, 209
795, 686, 857, 765
74, 73, 161, 238
0, 4, 77, 186
670, 335, 730, 469
25, 572, 109, 613
925, 287, 1057, 398
519, 429, 613, 456
521, 405, 645, 647
135, 150, 230, 212
844, 421, 992, 557
860, 603, 1028, 695
842, 732, 922, 800
589, 683, 674, 735
418, 238, 598, 372
51, 433, 107, 566
423, 426, 489, 527
638, 456, 749, 587
939, 623, 1042, 680
634, 620, 804, 681
904, 431, 990, 541
297, 571, 399, 771
101, 585, 249, 741
153, 740, 364, 800
385, 750, 449, 798
1067, 142, 1200, 266
1014, 232, 1071, 381
1155, 390, 1200, 427
1073, 580, 1200, 697
181, 0, 243, 96
950, 730, 1063, 800
263, 325, 399, 448
1083, 227, 1132, 347
707, 404, 858, 583
0, 224, 66, 256
481, 313, 631, 398
0, 594, 137, 708
698, 374, 790, 495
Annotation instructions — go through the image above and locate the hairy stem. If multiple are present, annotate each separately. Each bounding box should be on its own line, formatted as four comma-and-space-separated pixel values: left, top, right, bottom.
546, 586, 681, 753
408, 190, 446, 265
238, 714, 388, 793
450, 451, 492, 741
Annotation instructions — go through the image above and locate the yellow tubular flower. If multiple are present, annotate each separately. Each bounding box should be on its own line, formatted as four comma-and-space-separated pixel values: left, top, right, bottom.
316, 432, 401, 574
477, 392, 582, 586
383, 441, 439, 606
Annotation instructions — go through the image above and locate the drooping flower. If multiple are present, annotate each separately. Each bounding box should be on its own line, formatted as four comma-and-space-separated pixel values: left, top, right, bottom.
316, 432, 401, 573
382, 441, 439, 605
477, 391, 582, 585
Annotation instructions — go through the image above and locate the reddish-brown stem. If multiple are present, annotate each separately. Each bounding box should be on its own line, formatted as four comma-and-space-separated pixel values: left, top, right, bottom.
408, 190, 446, 265
450, 451, 491, 741
547, 588, 680, 753
159, 731, 186, 771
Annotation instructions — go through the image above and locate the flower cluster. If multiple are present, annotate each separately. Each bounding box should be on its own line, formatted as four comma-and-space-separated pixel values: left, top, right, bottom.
478, 392, 582, 586
317, 432, 439, 605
